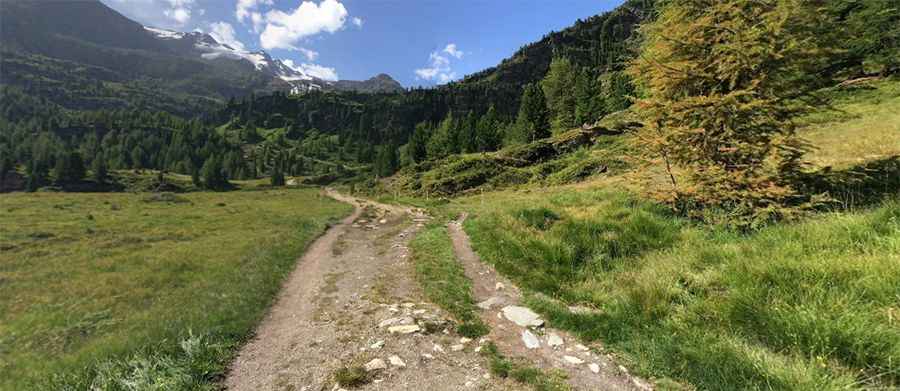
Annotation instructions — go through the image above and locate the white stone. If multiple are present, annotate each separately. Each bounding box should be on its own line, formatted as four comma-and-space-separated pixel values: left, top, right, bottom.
370, 340, 384, 349
388, 355, 406, 367
521, 329, 541, 349
402, 302, 416, 308
563, 356, 584, 365
412, 309, 427, 315
502, 306, 544, 327
476, 296, 503, 310
423, 353, 435, 359
433, 344, 445, 353
379, 219, 388, 224
451, 344, 465, 352
465, 381, 474, 387
388, 325, 421, 334
364, 358, 387, 372
575, 344, 589, 351
379, 317, 414, 328
495, 282, 505, 290
474, 346, 482, 353
589, 363, 600, 374
547, 333, 564, 347
459, 337, 472, 344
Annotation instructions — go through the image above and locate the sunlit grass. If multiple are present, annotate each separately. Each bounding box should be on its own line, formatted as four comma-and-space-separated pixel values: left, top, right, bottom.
0, 189, 352, 389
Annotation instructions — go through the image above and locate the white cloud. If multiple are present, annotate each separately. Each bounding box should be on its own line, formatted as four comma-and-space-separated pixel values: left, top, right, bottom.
352, 17, 363, 28
259, 0, 348, 51
208, 22, 246, 51
236, 0, 273, 24
108, 0, 196, 28
297, 47, 319, 61
415, 44, 463, 85
163, 0, 194, 25
282, 59, 338, 81
443, 43, 463, 59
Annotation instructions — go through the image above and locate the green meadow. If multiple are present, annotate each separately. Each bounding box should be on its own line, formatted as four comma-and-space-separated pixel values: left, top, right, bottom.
0, 188, 351, 390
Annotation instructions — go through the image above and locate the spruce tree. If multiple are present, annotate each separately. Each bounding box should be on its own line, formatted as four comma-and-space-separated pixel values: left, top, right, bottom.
92, 155, 109, 183
271, 160, 285, 186
475, 106, 502, 152
516, 83, 550, 143
541, 57, 577, 132
201, 156, 227, 190
408, 122, 430, 163
54, 151, 85, 184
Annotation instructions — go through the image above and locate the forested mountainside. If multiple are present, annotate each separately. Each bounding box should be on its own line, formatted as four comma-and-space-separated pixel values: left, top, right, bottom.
1, 0, 898, 193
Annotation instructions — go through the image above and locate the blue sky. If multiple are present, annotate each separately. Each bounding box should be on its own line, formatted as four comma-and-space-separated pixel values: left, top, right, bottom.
101, 0, 625, 86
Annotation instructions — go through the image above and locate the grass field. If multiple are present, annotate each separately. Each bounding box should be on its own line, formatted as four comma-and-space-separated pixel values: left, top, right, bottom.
408, 79, 900, 390
443, 187, 899, 390
0, 188, 351, 390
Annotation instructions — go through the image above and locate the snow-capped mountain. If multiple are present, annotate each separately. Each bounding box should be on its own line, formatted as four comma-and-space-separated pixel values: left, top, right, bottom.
143, 26, 319, 89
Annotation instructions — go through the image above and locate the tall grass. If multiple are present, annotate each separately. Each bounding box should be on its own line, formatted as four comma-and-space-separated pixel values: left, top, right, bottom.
0, 189, 352, 389
453, 187, 900, 390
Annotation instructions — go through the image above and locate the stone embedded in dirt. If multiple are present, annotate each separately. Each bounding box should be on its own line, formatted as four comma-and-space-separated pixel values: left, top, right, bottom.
495, 282, 505, 290
459, 337, 472, 344
433, 344, 445, 353
388, 325, 421, 334
575, 344, 590, 351
370, 340, 384, 349
451, 344, 465, 352
589, 363, 600, 374
379, 316, 414, 328
502, 306, 544, 327
476, 296, 503, 310
412, 309, 427, 315
547, 333, 564, 348
563, 355, 585, 365
364, 358, 387, 372
474, 346, 482, 353
379, 219, 388, 224
401, 302, 415, 308
522, 329, 540, 349
388, 355, 406, 367
423, 353, 435, 360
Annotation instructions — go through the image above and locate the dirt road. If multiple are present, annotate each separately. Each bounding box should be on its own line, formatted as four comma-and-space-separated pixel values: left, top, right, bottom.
225, 190, 523, 391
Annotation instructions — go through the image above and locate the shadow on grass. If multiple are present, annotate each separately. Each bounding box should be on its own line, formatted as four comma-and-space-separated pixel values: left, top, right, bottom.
802, 156, 900, 210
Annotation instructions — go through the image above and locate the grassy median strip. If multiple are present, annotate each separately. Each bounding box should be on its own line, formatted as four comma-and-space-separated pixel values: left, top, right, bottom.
409, 224, 488, 338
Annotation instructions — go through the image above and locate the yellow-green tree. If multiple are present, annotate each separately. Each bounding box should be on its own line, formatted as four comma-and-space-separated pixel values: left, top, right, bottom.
630, 0, 825, 224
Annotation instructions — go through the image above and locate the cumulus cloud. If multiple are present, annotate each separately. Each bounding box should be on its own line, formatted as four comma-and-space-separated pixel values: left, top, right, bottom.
259, 0, 348, 51
297, 47, 319, 61
107, 0, 197, 28
163, 0, 194, 25
236, 0, 273, 25
443, 43, 463, 59
282, 59, 338, 81
208, 22, 246, 51
352, 17, 363, 28
415, 43, 463, 84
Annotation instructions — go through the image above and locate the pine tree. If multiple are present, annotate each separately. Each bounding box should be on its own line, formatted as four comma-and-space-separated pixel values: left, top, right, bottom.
475, 105, 502, 152
201, 155, 228, 190
629, 0, 825, 224
541, 57, 577, 132
26, 158, 47, 192
574, 68, 601, 125
374, 145, 398, 177
271, 160, 285, 186
408, 122, 430, 163
54, 151, 85, 184
427, 113, 456, 159
92, 154, 109, 183
516, 83, 550, 143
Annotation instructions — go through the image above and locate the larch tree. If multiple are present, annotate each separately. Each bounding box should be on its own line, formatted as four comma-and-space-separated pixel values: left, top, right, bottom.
629, 0, 827, 224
